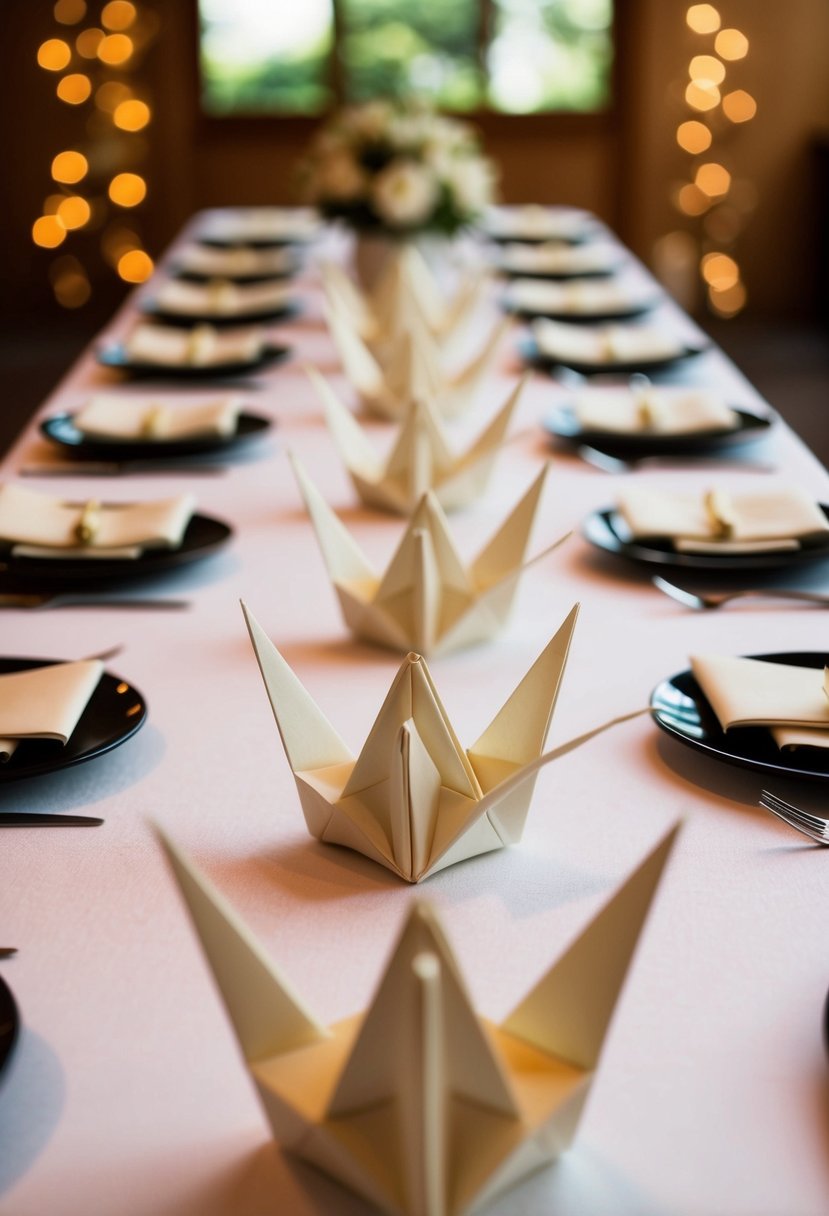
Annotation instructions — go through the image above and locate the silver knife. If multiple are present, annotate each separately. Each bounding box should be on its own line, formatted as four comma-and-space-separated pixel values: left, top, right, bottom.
20, 461, 226, 477
0, 812, 104, 826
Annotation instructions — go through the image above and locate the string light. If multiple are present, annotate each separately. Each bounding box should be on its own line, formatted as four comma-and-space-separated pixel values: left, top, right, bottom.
676, 120, 712, 154
117, 249, 153, 282
686, 5, 721, 34
75, 27, 104, 58
722, 89, 757, 123
113, 99, 150, 130
37, 39, 72, 71
56, 72, 92, 104
51, 150, 89, 183
54, 0, 87, 24
715, 28, 748, 59
108, 172, 147, 206
97, 33, 134, 65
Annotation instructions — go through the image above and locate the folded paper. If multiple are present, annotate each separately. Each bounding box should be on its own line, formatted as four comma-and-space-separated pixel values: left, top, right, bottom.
0, 659, 103, 763
483, 204, 594, 243
173, 242, 299, 280
158, 824, 679, 1216
497, 242, 619, 277
505, 277, 656, 318
124, 322, 265, 368
242, 600, 579, 882
308, 366, 524, 515
291, 454, 567, 656
197, 206, 320, 245
573, 387, 738, 435
74, 393, 241, 441
692, 654, 829, 751
532, 318, 685, 366
152, 278, 293, 319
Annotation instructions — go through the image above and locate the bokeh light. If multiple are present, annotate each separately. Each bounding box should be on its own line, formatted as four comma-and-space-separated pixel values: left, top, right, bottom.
117, 249, 154, 282
102, 1, 137, 30
689, 55, 725, 86
97, 33, 133, 65
51, 150, 89, 183
715, 29, 749, 60
95, 80, 132, 111
701, 251, 739, 289
38, 39, 72, 71
675, 184, 710, 217
695, 161, 731, 197
708, 281, 747, 316
114, 99, 151, 131
54, 0, 87, 24
108, 172, 147, 207
686, 5, 720, 34
57, 195, 92, 230
56, 72, 92, 104
722, 90, 757, 123
676, 120, 712, 155
76, 27, 104, 58
32, 215, 67, 248
51, 255, 92, 307
685, 81, 720, 112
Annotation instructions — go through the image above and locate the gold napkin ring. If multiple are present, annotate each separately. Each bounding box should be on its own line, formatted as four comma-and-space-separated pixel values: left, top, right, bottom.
75, 499, 101, 544
141, 404, 166, 437
704, 489, 736, 539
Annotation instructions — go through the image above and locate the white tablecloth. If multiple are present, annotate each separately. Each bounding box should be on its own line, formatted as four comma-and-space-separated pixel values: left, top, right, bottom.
2, 213, 829, 1216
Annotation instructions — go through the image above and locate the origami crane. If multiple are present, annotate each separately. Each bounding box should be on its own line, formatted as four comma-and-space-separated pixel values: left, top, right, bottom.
307, 365, 525, 515
158, 825, 680, 1216
290, 454, 568, 656
241, 601, 579, 882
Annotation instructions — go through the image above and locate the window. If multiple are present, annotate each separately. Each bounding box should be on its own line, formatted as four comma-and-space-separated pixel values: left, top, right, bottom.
198, 0, 613, 117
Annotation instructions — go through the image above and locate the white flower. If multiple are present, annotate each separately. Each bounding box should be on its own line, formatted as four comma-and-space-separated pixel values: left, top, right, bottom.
344, 100, 394, 141
442, 157, 496, 216
371, 159, 439, 228
315, 150, 367, 203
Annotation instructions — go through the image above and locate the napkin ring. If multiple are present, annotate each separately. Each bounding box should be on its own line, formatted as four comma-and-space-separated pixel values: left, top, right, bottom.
74, 499, 101, 544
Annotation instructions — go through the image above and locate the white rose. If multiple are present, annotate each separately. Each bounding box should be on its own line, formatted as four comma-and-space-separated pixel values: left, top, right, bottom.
371, 160, 439, 228
442, 157, 496, 216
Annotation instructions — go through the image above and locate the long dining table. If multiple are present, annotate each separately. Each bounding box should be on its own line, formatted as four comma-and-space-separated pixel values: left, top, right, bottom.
1, 209, 829, 1216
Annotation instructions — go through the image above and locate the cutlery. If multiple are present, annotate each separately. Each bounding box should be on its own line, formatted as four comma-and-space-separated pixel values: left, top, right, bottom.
0, 948, 17, 958
758, 791, 829, 845
0, 593, 190, 610
652, 576, 829, 611
576, 443, 774, 474
0, 813, 104, 826
20, 460, 227, 477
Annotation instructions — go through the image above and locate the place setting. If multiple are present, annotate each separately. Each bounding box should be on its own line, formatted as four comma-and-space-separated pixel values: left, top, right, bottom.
97, 319, 291, 380
138, 276, 303, 328
493, 239, 622, 279
504, 275, 661, 323
168, 241, 303, 282
522, 316, 709, 376
478, 203, 602, 245
194, 206, 322, 248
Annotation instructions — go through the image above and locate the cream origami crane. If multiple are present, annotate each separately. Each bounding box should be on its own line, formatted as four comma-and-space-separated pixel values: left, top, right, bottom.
307, 365, 525, 515
242, 600, 579, 882
290, 454, 568, 657
158, 825, 680, 1216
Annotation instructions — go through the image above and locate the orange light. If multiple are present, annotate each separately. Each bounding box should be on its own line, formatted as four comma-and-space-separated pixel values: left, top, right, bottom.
43, 193, 67, 215
37, 39, 72, 71
97, 33, 133, 65
33, 216, 67, 248
101, 1, 136, 30
685, 81, 720, 112
51, 150, 89, 184
715, 28, 749, 60
117, 249, 154, 282
56, 72, 92, 104
708, 281, 746, 317
689, 55, 725, 85
101, 225, 140, 266
109, 172, 146, 207
50, 257, 91, 308
57, 195, 91, 230
95, 80, 132, 112
113, 99, 150, 131
701, 252, 739, 290
686, 5, 720, 34
76, 27, 104, 58
703, 206, 742, 243
695, 162, 731, 197
675, 184, 710, 217
54, 0, 87, 24
676, 120, 712, 155
722, 90, 757, 123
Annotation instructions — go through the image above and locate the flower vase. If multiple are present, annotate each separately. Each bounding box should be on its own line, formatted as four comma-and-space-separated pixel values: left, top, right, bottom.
352, 232, 397, 291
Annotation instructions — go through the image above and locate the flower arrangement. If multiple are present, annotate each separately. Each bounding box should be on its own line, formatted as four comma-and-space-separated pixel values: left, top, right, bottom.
299, 98, 497, 236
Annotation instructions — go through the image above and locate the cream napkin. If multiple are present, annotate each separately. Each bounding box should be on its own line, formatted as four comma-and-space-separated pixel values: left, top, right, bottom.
617, 487, 829, 554
501, 243, 617, 276
0, 659, 103, 762
574, 387, 738, 434
153, 278, 292, 318
199, 207, 319, 244
0, 483, 195, 559
74, 393, 241, 441
533, 319, 684, 365
507, 278, 651, 317
174, 243, 296, 278
485, 205, 589, 242
124, 323, 265, 368
692, 654, 829, 751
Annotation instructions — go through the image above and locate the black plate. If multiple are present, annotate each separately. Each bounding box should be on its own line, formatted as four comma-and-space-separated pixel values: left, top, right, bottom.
506, 296, 658, 323
0, 975, 19, 1078
197, 231, 316, 249
650, 651, 829, 783
498, 260, 620, 281
545, 404, 774, 455
171, 265, 298, 284
41, 411, 271, 462
139, 299, 302, 328
522, 334, 708, 376
97, 342, 290, 380
482, 222, 598, 246
583, 505, 829, 572
0, 656, 147, 783
0, 512, 232, 587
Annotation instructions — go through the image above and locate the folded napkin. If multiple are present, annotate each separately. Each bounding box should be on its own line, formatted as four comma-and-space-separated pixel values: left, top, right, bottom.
486, 205, 589, 242
0, 483, 195, 559
74, 393, 241, 441
692, 654, 829, 750
175, 243, 296, 278
0, 659, 103, 762
124, 323, 265, 368
507, 278, 650, 316
200, 208, 319, 244
153, 278, 292, 318
574, 387, 738, 434
501, 243, 617, 275
617, 487, 829, 554
533, 319, 684, 365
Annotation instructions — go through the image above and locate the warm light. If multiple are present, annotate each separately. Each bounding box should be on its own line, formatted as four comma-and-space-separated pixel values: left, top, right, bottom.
695, 162, 731, 197
57, 195, 91, 230
701, 252, 739, 290
56, 72, 92, 104
55, 0, 87, 23
676, 184, 710, 217
37, 39, 72, 71
113, 99, 150, 131
76, 28, 104, 59
51, 150, 89, 184
32, 216, 67, 249
51, 257, 91, 308
722, 90, 757, 123
689, 55, 725, 85
708, 281, 747, 316
676, 120, 712, 155
43, 193, 67, 215
715, 28, 749, 60
95, 80, 132, 112
704, 206, 742, 243
109, 172, 146, 207
101, 1, 136, 30
97, 33, 133, 65
686, 5, 720, 34
685, 81, 720, 112
101, 225, 140, 265
117, 249, 154, 282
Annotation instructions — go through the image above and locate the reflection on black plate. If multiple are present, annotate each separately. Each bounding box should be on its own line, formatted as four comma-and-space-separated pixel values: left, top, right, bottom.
0, 513, 232, 587
506, 298, 658, 324
521, 335, 708, 376
498, 262, 620, 281
545, 404, 774, 455
41, 412, 271, 461
139, 299, 302, 328
171, 265, 298, 284
0, 975, 19, 1079
583, 505, 829, 572
651, 652, 829, 783
0, 656, 147, 783
97, 342, 290, 379
197, 233, 315, 249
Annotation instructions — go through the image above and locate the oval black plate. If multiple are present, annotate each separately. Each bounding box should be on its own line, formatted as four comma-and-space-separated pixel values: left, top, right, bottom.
41, 411, 271, 462
138, 299, 302, 329
522, 334, 708, 376
582, 505, 829, 572
0, 975, 19, 1078
497, 260, 621, 282
545, 404, 775, 455
97, 342, 290, 380
0, 512, 232, 587
650, 651, 829, 783
506, 296, 659, 324
0, 656, 147, 783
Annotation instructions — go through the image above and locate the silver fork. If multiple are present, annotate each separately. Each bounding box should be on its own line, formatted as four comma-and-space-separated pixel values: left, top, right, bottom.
652, 576, 829, 610
759, 791, 829, 844
577, 444, 775, 474
0, 592, 189, 610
